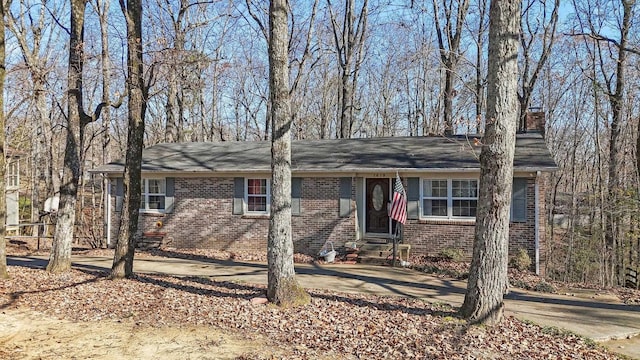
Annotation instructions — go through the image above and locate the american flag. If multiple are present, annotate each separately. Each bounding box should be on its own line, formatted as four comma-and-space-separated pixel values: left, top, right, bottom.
389, 173, 407, 224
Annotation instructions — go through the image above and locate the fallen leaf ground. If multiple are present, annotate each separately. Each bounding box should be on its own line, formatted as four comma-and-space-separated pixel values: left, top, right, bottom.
0, 242, 630, 359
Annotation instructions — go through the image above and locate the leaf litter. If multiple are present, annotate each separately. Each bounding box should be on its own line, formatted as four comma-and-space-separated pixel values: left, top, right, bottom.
0, 263, 624, 360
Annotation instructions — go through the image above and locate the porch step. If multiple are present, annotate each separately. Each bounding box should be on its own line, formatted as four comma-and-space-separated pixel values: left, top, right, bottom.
362, 237, 389, 244
359, 243, 394, 258
358, 243, 393, 264
137, 232, 165, 250
357, 243, 411, 265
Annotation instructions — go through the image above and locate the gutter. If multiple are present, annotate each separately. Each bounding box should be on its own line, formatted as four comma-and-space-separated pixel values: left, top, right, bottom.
106, 177, 111, 248
89, 166, 559, 176
535, 171, 541, 275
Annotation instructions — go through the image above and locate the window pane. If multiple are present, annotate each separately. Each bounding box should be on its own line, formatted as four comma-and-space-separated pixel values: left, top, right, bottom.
423, 199, 447, 216
8, 162, 17, 177
248, 179, 267, 195
453, 200, 477, 217
148, 179, 165, 194
148, 196, 165, 210
424, 180, 447, 197
452, 180, 478, 198
247, 196, 267, 211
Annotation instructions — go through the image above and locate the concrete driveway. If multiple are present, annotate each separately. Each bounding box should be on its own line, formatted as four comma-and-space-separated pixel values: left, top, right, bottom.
8, 253, 640, 358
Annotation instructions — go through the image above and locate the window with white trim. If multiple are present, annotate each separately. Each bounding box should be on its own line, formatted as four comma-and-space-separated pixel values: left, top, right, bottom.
245, 178, 269, 214
421, 179, 478, 219
7, 160, 18, 188
423, 180, 448, 216
140, 178, 166, 211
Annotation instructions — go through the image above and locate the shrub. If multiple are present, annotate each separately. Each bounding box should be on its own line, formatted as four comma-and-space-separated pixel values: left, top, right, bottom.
437, 248, 464, 262
509, 248, 532, 271
533, 280, 556, 293
510, 279, 530, 290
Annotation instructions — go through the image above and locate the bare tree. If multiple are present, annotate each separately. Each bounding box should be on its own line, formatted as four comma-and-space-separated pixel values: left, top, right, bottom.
47, 0, 112, 273
468, 0, 489, 131
518, 0, 560, 130
111, 0, 148, 278
460, 0, 520, 325
0, 0, 8, 279
267, 0, 309, 306
432, 0, 470, 135
92, 0, 113, 248
327, 0, 368, 139
571, 0, 635, 285
6, 0, 60, 234
242, 0, 321, 141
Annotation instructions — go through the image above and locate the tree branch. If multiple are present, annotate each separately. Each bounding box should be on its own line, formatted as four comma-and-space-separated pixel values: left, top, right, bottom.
567, 32, 640, 56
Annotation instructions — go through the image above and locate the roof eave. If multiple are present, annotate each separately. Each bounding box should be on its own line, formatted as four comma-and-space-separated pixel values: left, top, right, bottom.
89, 165, 558, 176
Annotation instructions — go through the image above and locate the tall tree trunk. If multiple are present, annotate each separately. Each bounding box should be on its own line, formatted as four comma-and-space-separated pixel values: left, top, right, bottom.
432, 0, 470, 135
460, 0, 520, 326
165, 77, 179, 142
48, 0, 107, 272
604, 0, 632, 286
6, 2, 55, 235
32, 82, 51, 236
111, 0, 145, 279
96, 0, 111, 248
0, 0, 8, 279
47, 0, 86, 273
328, 0, 368, 139
474, 0, 488, 132
267, 0, 309, 307
517, 0, 560, 130
443, 64, 454, 134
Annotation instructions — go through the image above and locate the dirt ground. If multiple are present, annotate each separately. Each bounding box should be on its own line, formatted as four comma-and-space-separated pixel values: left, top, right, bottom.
0, 308, 276, 360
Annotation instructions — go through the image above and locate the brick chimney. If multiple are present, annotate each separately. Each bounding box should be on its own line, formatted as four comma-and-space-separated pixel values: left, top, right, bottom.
525, 111, 545, 135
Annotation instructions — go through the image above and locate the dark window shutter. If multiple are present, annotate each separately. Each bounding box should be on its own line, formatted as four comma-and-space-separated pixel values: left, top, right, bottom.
115, 178, 124, 212
407, 177, 420, 219
339, 177, 352, 217
511, 178, 527, 222
233, 177, 244, 215
165, 178, 175, 213
291, 177, 302, 216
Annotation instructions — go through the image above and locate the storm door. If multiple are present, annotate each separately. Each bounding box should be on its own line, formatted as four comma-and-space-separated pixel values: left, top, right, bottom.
365, 178, 390, 234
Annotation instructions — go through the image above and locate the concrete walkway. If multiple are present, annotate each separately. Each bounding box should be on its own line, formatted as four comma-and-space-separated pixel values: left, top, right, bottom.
7, 254, 640, 358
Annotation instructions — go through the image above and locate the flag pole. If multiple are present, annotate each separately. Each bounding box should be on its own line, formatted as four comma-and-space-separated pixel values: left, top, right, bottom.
392, 220, 398, 267
390, 171, 406, 267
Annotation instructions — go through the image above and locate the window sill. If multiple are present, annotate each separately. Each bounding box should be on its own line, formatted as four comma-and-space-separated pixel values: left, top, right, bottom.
242, 214, 270, 220
417, 218, 476, 225
139, 211, 165, 217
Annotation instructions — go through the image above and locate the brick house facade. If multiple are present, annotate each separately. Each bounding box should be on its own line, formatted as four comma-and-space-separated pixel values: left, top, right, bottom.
98, 133, 556, 274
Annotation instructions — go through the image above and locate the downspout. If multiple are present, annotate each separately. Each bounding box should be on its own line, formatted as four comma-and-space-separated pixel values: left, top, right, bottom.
106, 176, 111, 248
535, 171, 541, 275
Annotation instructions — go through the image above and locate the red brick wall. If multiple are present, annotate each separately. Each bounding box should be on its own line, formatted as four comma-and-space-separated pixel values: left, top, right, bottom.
402, 177, 546, 272
110, 177, 355, 255
109, 175, 547, 271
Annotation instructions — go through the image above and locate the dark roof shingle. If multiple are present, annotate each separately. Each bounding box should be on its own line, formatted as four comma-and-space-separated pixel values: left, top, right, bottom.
93, 133, 557, 174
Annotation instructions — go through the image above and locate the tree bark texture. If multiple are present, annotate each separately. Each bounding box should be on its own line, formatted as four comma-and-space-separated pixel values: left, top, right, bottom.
460, 0, 520, 326
0, 0, 8, 279
47, 0, 87, 273
604, 0, 632, 286
97, 0, 112, 249
112, 0, 145, 279
266, 0, 310, 307
474, 0, 488, 129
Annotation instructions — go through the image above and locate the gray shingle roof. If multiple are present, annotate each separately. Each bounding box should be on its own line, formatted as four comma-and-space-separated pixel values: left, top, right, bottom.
92, 132, 557, 174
